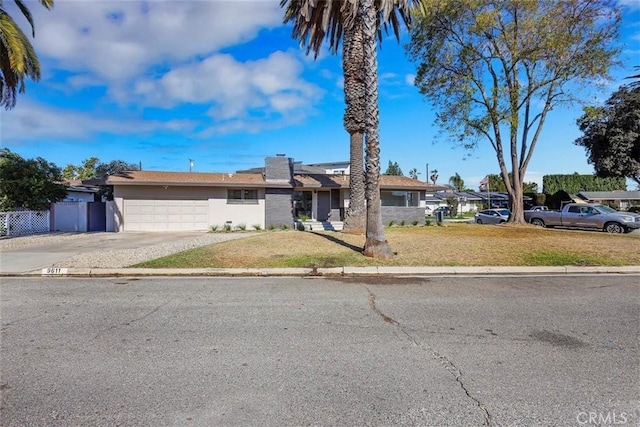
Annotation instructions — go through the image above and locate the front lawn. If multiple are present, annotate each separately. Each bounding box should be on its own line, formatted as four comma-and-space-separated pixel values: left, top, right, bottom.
133, 223, 640, 268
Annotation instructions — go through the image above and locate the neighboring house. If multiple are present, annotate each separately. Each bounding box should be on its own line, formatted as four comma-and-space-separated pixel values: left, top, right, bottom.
472, 191, 533, 209
425, 190, 532, 214
63, 180, 100, 202
575, 191, 640, 210
425, 191, 484, 214
105, 155, 446, 232
306, 161, 351, 175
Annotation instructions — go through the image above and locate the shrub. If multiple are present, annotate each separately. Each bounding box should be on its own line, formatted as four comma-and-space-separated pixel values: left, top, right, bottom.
268, 224, 276, 231
223, 224, 232, 232
209, 225, 219, 232
425, 219, 431, 226
388, 220, 396, 227
237, 223, 247, 231
400, 220, 405, 226
280, 223, 289, 230
412, 220, 419, 226
252, 224, 262, 231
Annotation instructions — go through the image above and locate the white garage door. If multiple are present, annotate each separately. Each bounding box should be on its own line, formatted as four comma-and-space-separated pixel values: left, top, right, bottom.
123, 200, 209, 231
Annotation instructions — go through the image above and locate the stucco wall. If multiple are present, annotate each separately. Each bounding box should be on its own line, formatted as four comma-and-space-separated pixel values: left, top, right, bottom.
210, 197, 265, 230
111, 185, 266, 231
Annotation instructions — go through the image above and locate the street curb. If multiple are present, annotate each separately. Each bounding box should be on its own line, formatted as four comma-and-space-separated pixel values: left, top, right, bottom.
5, 265, 638, 278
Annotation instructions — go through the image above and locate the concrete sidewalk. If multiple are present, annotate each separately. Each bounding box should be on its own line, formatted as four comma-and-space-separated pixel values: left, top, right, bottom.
10, 264, 640, 277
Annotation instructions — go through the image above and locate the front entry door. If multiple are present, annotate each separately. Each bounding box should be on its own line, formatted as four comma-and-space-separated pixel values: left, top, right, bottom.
317, 191, 331, 221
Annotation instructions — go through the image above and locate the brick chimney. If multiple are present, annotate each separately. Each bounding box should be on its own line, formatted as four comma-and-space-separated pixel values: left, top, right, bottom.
265, 154, 294, 183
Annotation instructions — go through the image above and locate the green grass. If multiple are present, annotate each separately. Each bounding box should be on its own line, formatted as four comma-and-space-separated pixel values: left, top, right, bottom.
133, 223, 640, 268
523, 251, 616, 266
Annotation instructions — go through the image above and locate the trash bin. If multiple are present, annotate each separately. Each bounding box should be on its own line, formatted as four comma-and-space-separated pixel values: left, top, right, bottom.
435, 211, 444, 223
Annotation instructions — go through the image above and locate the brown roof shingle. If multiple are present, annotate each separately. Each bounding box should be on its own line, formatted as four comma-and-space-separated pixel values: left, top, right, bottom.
105, 170, 271, 187
105, 170, 447, 191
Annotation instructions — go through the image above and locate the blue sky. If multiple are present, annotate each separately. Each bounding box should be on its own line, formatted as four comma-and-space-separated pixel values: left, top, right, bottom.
2, 0, 639, 190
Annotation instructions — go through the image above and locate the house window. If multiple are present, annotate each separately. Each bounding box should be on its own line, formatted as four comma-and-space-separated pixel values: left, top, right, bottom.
381, 191, 419, 207
227, 189, 258, 204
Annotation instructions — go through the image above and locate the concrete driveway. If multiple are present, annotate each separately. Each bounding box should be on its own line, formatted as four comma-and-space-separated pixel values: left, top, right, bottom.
0, 232, 216, 274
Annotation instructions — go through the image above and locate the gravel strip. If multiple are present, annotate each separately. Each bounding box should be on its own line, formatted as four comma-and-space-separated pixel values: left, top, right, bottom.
0, 233, 89, 250
51, 232, 260, 268
1, 232, 259, 268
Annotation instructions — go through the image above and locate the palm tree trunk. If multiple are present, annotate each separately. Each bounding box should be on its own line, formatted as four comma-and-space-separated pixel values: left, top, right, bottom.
361, 0, 394, 259
342, 22, 366, 234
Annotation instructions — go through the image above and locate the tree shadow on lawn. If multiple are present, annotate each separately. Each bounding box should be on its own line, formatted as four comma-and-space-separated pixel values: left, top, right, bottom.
310, 232, 363, 254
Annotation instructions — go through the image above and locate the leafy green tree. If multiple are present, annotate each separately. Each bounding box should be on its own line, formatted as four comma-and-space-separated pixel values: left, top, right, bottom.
61, 157, 100, 180
575, 84, 640, 187
483, 173, 538, 193
1, 0, 54, 109
542, 173, 626, 195
62, 158, 139, 180
95, 160, 139, 177
407, 0, 621, 223
61, 164, 77, 180
0, 148, 66, 210
383, 160, 403, 176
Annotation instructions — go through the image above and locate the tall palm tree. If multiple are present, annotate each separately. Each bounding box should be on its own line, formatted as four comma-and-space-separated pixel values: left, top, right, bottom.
0, 0, 53, 109
341, 20, 366, 233
280, 0, 414, 258
359, 0, 394, 258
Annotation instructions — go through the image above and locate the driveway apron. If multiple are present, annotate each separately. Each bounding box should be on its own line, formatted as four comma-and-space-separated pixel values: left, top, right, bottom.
0, 232, 208, 274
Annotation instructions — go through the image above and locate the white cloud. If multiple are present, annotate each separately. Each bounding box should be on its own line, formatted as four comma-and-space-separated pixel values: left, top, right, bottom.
405, 73, 416, 85
134, 50, 322, 122
30, 0, 283, 83
619, 0, 640, 10
1, 100, 197, 143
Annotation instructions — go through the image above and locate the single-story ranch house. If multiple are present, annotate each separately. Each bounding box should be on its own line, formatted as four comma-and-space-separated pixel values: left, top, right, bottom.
105, 155, 447, 232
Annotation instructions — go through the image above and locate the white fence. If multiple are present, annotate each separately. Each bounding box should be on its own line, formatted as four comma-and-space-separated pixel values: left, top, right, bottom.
0, 211, 50, 236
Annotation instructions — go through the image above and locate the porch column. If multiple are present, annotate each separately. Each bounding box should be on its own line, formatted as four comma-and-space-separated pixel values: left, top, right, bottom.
312, 191, 318, 220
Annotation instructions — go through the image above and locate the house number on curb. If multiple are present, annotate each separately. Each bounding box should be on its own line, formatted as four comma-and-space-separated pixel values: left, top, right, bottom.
42, 267, 68, 275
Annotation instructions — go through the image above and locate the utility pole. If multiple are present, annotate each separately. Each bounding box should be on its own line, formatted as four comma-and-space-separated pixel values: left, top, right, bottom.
426, 163, 429, 184
189, 159, 194, 173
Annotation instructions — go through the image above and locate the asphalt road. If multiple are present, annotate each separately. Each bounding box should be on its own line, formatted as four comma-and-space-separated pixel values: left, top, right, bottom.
1, 275, 638, 426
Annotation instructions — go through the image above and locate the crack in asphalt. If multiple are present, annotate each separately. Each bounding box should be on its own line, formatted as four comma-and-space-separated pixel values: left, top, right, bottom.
94, 298, 173, 340
363, 285, 492, 427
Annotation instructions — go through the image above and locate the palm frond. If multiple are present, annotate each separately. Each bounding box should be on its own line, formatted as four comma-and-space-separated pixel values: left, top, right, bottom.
0, 10, 40, 108
281, 0, 419, 58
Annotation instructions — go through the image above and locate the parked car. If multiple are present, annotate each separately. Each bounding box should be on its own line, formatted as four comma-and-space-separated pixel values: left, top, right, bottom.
627, 206, 640, 213
433, 206, 451, 217
524, 203, 640, 233
475, 209, 510, 224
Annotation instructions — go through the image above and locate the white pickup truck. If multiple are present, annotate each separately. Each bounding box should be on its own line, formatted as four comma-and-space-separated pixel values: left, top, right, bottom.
524, 203, 640, 233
